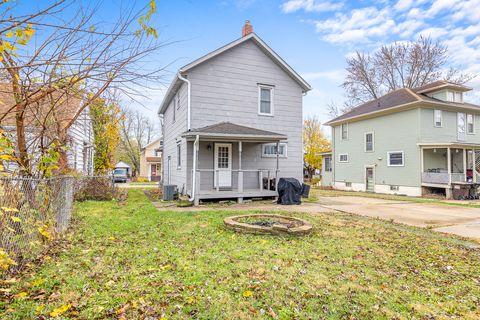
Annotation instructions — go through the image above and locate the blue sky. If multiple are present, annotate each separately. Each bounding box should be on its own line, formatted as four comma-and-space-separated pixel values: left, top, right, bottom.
136, 0, 480, 126
19, 0, 480, 126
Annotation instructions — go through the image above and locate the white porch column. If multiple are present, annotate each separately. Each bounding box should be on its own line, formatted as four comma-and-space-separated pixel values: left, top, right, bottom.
447, 147, 452, 185
238, 141, 243, 193
463, 148, 467, 182
275, 140, 280, 190
420, 147, 424, 183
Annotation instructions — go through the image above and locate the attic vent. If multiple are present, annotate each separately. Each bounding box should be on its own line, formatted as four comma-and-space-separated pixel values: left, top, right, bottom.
377, 101, 381, 108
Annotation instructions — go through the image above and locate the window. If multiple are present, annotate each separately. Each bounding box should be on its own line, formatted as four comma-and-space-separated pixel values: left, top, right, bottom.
262, 143, 287, 157
467, 114, 475, 134
176, 144, 181, 169
447, 91, 454, 102
458, 112, 466, 141
345, 182, 352, 187
324, 155, 332, 172
390, 185, 399, 191
339, 153, 348, 163
258, 85, 273, 115
341, 123, 348, 140
434, 109, 443, 127
454, 92, 463, 103
365, 132, 374, 152
387, 151, 404, 167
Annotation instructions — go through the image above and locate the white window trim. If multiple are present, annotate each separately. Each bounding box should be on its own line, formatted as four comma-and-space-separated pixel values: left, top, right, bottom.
338, 153, 349, 163
387, 151, 404, 167
261, 143, 287, 158
258, 85, 274, 116
176, 93, 181, 109
433, 109, 443, 128
341, 123, 348, 140
467, 114, 475, 134
364, 132, 374, 152
172, 98, 176, 123
176, 143, 181, 169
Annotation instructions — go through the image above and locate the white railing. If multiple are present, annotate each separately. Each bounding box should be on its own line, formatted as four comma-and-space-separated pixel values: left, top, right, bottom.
422, 172, 466, 184
193, 168, 278, 194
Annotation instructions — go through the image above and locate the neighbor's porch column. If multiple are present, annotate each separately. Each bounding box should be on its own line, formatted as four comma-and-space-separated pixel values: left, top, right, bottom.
474, 149, 478, 183
238, 141, 243, 193
463, 148, 467, 182
447, 147, 452, 185
420, 147, 424, 183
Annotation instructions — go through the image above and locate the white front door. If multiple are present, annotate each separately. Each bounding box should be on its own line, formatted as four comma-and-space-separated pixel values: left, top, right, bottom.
214, 143, 232, 188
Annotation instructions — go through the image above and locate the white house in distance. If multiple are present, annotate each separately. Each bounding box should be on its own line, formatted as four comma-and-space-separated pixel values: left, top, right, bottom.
158, 21, 311, 205
0, 84, 94, 175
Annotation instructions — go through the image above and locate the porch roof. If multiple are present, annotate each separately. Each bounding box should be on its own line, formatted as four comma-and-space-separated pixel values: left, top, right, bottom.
182, 122, 287, 141
418, 142, 480, 148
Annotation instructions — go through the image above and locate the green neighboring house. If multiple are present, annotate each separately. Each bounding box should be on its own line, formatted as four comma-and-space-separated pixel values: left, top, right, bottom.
321, 80, 480, 199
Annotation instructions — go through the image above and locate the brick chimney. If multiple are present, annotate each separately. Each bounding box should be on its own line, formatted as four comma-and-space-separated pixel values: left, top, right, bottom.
242, 20, 253, 37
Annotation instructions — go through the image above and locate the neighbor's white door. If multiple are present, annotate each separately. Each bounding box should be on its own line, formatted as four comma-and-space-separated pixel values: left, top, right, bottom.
214, 143, 232, 188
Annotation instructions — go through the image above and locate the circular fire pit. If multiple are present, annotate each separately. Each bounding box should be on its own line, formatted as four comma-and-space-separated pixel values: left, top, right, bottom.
224, 214, 313, 235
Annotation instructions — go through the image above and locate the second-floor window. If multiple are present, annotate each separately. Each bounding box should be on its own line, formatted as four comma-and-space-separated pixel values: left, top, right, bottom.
434, 109, 443, 127
365, 132, 374, 152
458, 112, 466, 141
467, 114, 475, 134
339, 153, 348, 163
258, 85, 273, 116
341, 123, 348, 140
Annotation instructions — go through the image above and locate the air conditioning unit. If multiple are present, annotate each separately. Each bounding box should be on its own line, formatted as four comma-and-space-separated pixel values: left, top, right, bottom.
163, 185, 177, 201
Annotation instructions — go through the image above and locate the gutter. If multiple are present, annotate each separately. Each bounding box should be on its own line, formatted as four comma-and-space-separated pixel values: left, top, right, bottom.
177, 73, 191, 131
189, 135, 199, 202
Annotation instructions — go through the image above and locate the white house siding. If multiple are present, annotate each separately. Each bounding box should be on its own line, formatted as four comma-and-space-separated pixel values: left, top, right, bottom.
66, 106, 94, 175
184, 39, 304, 192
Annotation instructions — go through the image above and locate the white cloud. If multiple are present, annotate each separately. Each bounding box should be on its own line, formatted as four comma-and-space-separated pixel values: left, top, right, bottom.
416, 27, 448, 39
394, 0, 414, 12
281, 0, 343, 13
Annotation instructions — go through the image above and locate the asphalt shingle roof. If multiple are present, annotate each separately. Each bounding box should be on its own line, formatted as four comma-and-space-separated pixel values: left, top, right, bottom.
184, 122, 286, 138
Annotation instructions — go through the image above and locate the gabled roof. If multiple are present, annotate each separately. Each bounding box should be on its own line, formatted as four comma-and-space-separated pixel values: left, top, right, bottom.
158, 33, 311, 115
141, 137, 161, 151
326, 81, 480, 126
182, 121, 286, 140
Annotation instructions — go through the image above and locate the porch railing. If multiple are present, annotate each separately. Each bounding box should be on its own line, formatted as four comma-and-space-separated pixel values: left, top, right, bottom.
422, 172, 468, 184
192, 168, 278, 194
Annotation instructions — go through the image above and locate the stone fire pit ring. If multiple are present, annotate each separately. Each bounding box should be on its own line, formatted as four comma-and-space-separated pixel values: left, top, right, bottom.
224, 214, 313, 235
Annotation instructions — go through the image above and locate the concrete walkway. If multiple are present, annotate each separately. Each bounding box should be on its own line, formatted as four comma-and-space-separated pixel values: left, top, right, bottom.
317, 196, 480, 240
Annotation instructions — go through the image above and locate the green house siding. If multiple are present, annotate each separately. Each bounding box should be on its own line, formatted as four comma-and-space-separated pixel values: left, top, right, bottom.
333, 108, 421, 188
419, 108, 480, 144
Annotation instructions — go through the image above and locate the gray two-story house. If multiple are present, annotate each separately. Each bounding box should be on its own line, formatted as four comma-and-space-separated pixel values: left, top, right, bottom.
158, 21, 311, 205
322, 80, 480, 199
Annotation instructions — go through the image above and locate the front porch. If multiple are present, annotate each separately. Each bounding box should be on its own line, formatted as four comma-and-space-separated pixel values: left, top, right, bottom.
420, 144, 480, 198
184, 122, 286, 205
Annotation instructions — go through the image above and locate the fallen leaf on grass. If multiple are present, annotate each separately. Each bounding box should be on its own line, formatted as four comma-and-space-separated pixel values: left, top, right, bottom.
242, 290, 254, 298
14, 291, 27, 299
50, 303, 72, 317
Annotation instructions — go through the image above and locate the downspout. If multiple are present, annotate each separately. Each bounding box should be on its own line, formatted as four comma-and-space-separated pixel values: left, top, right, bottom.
177, 73, 191, 131
189, 134, 199, 202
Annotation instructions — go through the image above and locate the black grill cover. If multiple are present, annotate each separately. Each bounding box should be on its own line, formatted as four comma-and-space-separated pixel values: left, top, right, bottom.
277, 178, 302, 205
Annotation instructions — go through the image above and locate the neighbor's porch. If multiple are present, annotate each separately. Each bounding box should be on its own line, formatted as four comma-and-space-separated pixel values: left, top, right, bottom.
420, 144, 480, 186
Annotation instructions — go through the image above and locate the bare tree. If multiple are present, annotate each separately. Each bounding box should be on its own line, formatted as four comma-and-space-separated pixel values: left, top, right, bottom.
118, 107, 157, 176
343, 37, 474, 107
0, 0, 169, 175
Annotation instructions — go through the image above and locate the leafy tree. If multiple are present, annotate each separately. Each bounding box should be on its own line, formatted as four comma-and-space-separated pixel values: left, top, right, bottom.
303, 116, 330, 180
90, 98, 121, 174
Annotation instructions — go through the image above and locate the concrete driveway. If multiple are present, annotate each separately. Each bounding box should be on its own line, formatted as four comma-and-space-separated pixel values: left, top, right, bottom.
317, 196, 480, 240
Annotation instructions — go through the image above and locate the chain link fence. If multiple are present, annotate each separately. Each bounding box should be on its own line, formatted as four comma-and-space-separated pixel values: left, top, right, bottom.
0, 175, 115, 275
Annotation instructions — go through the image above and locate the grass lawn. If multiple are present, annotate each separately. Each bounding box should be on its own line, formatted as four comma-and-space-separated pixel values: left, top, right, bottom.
312, 188, 480, 209
1, 189, 480, 319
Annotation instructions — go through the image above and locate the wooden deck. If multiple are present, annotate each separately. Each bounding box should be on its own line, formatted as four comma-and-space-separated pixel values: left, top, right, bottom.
197, 189, 278, 200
